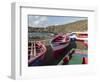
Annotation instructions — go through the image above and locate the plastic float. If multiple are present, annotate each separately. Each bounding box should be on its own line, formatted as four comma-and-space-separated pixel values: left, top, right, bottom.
82, 57, 88, 64
57, 49, 75, 65
28, 41, 47, 66
63, 56, 69, 65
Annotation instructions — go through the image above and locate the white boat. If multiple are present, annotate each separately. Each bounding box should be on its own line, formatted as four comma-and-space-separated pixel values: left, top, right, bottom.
69, 32, 88, 47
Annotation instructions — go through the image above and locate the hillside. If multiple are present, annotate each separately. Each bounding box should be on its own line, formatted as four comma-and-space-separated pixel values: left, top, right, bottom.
28, 20, 88, 33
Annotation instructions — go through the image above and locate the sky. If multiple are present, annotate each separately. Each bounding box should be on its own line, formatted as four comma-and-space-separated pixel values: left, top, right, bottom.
28, 15, 87, 27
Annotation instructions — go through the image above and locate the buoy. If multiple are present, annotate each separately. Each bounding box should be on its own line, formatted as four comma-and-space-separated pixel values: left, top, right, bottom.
63, 57, 69, 65
82, 57, 88, 64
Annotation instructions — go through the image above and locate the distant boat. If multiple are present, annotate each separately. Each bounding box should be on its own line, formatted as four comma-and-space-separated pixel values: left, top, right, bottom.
70, 32, 88, 40
76, 32, 88, 47
28, 41, 47, 66
51, 34, 70, 59
69, 32, 88, 47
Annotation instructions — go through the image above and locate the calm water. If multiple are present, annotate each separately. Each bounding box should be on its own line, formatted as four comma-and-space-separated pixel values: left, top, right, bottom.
28, 32, 55, 38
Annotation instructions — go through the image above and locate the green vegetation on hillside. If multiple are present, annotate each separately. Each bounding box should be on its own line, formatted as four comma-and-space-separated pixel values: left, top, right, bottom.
28, 20, 88, 33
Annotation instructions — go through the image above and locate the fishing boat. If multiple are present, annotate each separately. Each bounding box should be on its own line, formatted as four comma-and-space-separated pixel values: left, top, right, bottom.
51, 34, 70, 59
69, 32, 88, 47
76, 32, 88, 47
28, 41, 47, 66
68, 32, 88, 64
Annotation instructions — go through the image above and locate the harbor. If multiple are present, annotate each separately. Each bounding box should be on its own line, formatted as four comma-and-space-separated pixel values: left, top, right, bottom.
28, 32, 88, 66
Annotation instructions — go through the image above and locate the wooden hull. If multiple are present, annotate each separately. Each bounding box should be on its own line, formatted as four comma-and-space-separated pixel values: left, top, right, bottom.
52, 44, 69, 59
51, 34, 70, 59
28, 41, 47, 66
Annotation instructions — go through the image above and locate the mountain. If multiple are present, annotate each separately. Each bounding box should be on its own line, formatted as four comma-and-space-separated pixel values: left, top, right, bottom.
28, 20, 88, 33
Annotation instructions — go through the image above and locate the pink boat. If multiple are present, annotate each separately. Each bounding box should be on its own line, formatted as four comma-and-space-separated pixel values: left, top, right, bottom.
28, 41, 47, 66
75, 32, 88, 47
51, 34, 70, 59
77, 33, 88, 38
70, 32, 88, 47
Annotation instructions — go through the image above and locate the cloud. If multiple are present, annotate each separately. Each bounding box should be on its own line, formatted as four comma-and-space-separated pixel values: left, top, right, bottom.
29, 16, 48, 27
34, 16, 40, 19
30, 20, 40, 27
40, 16, 47, 21
34, 20, 40, 25
54, 24, 59, 26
